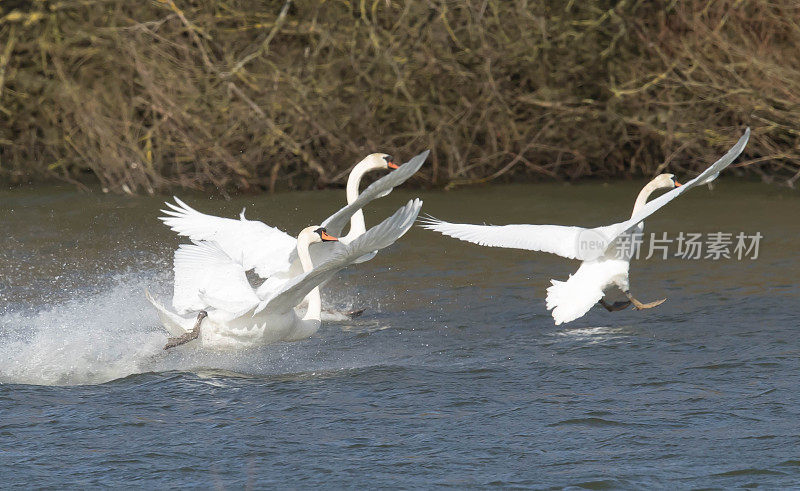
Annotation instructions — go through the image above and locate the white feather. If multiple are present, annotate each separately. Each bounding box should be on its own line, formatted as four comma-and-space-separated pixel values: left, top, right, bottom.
159, 196, 297, 278
171, 240, 260, 314
545, 259, 629, 325
419, 218, 588, 259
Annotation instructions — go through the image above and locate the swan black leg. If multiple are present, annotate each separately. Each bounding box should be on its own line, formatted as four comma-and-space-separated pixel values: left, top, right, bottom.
164, 310, 207, 350
322, 308, 366, 319
345, 308, 365, 318
624, 291, 666, 310
598, 298, 632, 312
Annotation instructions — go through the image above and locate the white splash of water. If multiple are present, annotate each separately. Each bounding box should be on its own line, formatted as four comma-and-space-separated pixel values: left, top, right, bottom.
0, 270, 386, 386
0, 271, 168, 386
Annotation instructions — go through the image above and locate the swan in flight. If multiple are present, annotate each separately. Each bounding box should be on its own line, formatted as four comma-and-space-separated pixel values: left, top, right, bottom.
421, 128, 750, 325
147, 199, 422, 349
159, 150, 428, 313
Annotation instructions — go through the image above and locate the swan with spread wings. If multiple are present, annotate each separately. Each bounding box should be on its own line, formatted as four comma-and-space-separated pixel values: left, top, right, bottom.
421, 129, 750, 325
148, 199, 422, 349
159, 151, 428, 315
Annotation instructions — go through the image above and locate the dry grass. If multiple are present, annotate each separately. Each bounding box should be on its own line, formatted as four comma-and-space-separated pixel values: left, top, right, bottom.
1, 0, 798, 194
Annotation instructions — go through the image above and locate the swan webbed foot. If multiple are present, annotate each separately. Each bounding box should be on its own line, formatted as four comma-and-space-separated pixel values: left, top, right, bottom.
624, 292, 667, 310
164, 310, 207, 350
598, 298, 632, 312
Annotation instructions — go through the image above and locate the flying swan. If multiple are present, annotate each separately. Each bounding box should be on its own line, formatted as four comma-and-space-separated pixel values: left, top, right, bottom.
147, 199, 422, 349
420, 129, 750, 325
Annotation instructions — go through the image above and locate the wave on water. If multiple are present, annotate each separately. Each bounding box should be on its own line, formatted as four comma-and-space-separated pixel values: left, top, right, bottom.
0, 270, 386, 387
550, 325, 634, 343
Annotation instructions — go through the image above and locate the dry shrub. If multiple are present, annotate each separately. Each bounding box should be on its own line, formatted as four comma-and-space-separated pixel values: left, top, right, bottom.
0, 0, 798, 193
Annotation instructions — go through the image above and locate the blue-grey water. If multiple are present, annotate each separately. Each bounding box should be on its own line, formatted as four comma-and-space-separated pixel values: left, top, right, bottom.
1, 181, 799, 488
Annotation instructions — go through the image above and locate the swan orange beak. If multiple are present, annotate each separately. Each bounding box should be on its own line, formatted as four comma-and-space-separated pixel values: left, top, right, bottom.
674, 181, 682, 187
387, 161, 400, 170
320, 231, 339, 242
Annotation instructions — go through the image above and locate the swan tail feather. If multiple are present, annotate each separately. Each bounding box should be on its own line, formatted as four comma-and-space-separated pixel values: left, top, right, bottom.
545, 275, 604, 325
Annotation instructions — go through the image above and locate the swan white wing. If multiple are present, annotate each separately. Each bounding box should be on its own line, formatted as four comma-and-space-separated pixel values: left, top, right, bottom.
172, 241, 261, 314
321, 150, 429, 236
419, 217, 588, 260
160, 197, 297, 277
285, 149, 428, 267
420, 129, 748, 262
303, 240, 377, 272
597, 128, 750, 247
256, 199, 422, 315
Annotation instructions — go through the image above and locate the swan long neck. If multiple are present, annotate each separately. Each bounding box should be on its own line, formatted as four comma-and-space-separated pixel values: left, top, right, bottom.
302, 289, 322, 322
345, 160, 373, 239
296, 234, 321, 322
630, 180, 660, 218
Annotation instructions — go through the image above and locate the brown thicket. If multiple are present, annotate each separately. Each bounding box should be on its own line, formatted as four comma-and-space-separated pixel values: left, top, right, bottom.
0, 0, 798, 194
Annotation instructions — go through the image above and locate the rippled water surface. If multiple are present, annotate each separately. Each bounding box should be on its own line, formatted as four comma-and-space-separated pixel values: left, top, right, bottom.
1, 181, 799, 487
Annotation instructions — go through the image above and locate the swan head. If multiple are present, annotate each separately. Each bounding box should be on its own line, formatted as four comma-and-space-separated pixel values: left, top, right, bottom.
384, 155, 399, 170
298, 226, 339, 244
314, 227, 339, 242
360, 153, 398, 171
651, 173, 682, 190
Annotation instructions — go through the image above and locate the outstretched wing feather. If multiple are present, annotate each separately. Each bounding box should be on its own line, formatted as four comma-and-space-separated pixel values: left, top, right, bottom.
596, 128, 750, 248
159, 197, 297, 277
256, 199, 422, 314
172, 241, 260, 314
418, 217, 588, 260
322, 150, 429, 236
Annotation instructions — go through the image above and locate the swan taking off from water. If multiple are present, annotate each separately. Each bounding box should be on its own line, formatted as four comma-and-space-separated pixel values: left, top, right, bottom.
421, 128, 750, 325
147, 199, 422, 349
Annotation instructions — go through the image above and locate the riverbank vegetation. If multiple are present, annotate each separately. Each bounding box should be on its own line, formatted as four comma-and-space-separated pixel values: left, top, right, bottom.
1, 1, 798, 193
